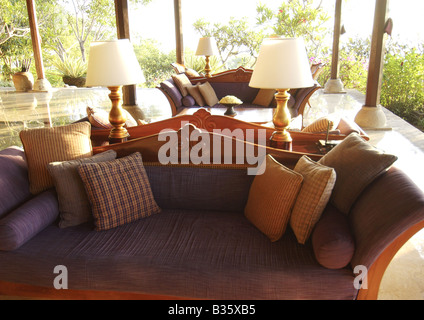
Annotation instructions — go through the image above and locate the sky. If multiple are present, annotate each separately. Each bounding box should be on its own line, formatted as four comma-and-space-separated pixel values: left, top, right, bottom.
128, 0, 424, 53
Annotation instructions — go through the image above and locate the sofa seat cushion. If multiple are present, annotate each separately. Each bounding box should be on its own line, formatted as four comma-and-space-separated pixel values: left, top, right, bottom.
0, 209, 356, 299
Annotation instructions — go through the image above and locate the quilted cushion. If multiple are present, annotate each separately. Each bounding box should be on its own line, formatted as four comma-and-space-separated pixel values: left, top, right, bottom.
290, 155, 336, 244
244, 155, 303, 242
47, 150, 117, 228
19, 122, 93, 194
77, 152, 161, 231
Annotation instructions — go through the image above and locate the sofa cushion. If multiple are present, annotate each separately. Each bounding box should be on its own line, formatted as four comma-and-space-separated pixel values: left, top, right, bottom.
318, 133, 397, 215
290, 155, 336, 244
0, 189, 59, 251
172, 73, 191, 97
19, 122, 93, 195
0, 147, 31, 219
77, 152, 161, 231
47, 150, 117, 228
160, 80, 183, 109
244, 155, 303, 242
302, 115, 340, 133
182, 95, 196, 107
199, 82, 219, 106
211, 82, 259, 103
252, 89, 275, 107
186, 83, 206, 106
312, 205, 355, 269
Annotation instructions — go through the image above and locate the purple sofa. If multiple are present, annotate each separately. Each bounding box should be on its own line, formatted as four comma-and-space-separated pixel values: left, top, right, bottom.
0, 143, 424, 300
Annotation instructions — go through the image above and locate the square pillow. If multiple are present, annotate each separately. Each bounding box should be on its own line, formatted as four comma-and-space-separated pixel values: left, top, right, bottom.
77, 152, 161, 231
172, 73, 192, 97
186, 83, 206, 106
290, 155, 336, 244
20, 122, 93, 195
252, 89, 275, 107
244, 155, 303, 242
198, 82, 219, 106
318, 133, 398, 215
47, 150, 117, 228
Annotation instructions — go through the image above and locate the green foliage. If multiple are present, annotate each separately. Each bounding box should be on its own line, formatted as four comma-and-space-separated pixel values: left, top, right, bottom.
381, 42, 424, 130
52, 55, 87, 78
184, 51, 223, 75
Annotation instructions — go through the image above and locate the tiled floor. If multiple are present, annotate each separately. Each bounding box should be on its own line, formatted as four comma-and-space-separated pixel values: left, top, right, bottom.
0, 86, 423, 299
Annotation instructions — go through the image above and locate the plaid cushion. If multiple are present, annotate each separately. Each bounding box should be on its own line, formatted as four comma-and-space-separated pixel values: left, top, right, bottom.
77, 152, 161, 231
244, 155, 303, 242
290, 155, 337, 244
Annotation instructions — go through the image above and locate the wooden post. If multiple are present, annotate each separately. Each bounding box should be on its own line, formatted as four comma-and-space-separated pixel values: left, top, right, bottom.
114, 0, 137, 106
174, 0, 184, 65
324, 0, 345, 93
26, 0, 51, 91
354, 0, 390, 129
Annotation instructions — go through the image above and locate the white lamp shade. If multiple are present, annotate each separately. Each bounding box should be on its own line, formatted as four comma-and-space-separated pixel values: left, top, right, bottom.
249, 38, 314, 89
85, 39, 145, 87
195, 37, 216, 56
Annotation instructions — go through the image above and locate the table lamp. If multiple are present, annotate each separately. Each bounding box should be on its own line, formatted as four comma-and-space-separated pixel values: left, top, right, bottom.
249, 38, 314, 150
195, 37, 216, 78
85, 39, 145, 143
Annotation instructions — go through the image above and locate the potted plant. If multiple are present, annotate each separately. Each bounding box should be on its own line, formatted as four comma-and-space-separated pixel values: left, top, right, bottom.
12, 59, 34, 92
53, 55, 87, 87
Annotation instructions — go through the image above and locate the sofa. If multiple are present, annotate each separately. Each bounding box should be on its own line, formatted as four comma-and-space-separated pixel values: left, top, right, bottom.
1, 121, 424, 300
158, 66, 320, 117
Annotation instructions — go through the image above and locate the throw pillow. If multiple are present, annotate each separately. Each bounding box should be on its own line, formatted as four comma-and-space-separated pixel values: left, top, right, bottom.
311, 205, 355, 269
172, 73, 192, 97
20, 122, 92, 195
290, 155, 336, 244
47, 150, 117, 228
302, 115, 340, 133
198, 82, 219, 106
77, 152, 161, 231
244, 155, 303, 242
318, 133, 398, 215
252, 89, 275, 107
186, 83, 206, 106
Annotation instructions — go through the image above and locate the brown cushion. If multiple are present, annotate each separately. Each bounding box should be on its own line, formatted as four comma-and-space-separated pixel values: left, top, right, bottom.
186, 83, 206, 106
252, 89, 275, 107
290, 155, 336, 244
20, 122, 92, 194
172, 73, 192, 97
318, 133, 398, 215
77, 152, 161, 231
47, 150, 117, 228
198, 81, 219, 106
312, 205, 355, 269
244, 155, 303, 242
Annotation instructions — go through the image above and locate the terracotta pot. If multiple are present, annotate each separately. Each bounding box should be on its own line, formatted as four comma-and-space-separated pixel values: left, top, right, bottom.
63, 76, 86, 87
12, 72, 34, 92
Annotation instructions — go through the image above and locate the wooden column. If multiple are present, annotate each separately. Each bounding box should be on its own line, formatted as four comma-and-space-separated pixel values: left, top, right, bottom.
324, 0, 345, 93
174, 0, 184, 65
26, 0, 51, 91
354, 0, 390, 129
115, 0, 137, 106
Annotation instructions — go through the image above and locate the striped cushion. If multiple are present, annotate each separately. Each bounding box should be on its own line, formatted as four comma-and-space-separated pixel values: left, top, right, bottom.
47, 150, 117, 228
290, 156, 337, 244
19, 122, 92, 195
302, 116, 339, 133
244, 155, 303, 242
77, 152, 161, 231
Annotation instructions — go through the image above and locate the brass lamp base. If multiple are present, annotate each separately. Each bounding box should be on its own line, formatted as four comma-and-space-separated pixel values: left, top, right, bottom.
270, 89, 292, 151
204, 56, 211, 78
107, 86, 129, 144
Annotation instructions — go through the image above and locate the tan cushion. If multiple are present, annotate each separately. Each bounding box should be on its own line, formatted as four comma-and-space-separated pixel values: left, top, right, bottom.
20, 122, 92, 194
252, 89, 275, 107
186, 83, 206, 106
172, 73, 192, 96
302, 115, 340, 133
77, 152, 161, 231
198, 81, 219, 106
47, 150, 117, 228
318, 133, 398, 214
244, 155, 303, 242
290, 155, 336, 244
